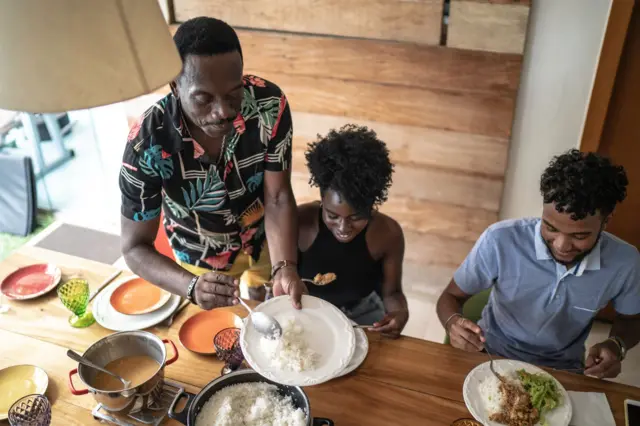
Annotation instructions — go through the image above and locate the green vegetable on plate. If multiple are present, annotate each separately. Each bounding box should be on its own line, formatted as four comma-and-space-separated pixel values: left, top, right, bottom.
517, 369, 561, 425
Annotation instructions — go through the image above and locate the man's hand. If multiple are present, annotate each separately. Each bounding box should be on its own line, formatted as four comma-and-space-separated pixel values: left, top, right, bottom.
193, 272, 239, 310
272, 266, 307, 309
370, 310, 409, 339
448, 316, 485, 352
584, 340, 622, 379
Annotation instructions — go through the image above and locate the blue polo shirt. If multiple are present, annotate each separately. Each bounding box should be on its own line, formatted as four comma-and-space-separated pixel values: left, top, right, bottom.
454, 218, 640, 370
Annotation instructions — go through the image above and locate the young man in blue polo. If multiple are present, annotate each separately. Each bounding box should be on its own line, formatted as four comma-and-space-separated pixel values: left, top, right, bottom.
437, 149, 640, 378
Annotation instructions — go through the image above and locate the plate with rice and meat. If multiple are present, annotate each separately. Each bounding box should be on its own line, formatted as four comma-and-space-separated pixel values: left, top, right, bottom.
463, 359, 572, 426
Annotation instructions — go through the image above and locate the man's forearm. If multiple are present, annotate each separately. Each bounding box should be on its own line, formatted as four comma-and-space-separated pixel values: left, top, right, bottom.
436, 292, 465, 330
264, 195, 298, 264
123, 244, 194, 297
610, 315, 640, 351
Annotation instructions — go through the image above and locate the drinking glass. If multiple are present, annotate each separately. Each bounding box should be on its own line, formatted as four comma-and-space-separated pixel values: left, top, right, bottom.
8, 394, 51, 426
57, 278, 95, 328
214, 328, 244, 375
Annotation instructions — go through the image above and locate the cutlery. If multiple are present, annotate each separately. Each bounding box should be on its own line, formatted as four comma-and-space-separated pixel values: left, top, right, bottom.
353, 324, 374, 329
88, 269, 122, 303
66, 349, 130, 389
236, 297, 282, 339
486, 348, 505, 383
161, 298, 190, 327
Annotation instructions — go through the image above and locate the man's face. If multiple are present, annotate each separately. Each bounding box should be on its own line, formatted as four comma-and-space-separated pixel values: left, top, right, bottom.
174, 52, 243, 139
321, 189, 370, 244
540, 203, 608, 265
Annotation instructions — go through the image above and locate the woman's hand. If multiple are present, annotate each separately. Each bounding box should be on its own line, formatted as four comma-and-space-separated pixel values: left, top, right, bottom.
272, 266, 307, 309
370, 310, 409, 338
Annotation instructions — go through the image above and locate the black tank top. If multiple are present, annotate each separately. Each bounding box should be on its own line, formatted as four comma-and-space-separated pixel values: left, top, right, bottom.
298, 209, 383, 310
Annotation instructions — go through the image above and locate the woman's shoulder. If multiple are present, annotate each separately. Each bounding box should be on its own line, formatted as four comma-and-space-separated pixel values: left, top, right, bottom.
366, 212, 404, 256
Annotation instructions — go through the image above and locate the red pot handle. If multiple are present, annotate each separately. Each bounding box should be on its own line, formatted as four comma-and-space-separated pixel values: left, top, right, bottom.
163, 339, 179, 366
68, 368, 89, 395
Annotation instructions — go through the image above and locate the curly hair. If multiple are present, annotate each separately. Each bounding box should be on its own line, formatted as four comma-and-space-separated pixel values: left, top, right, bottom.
305, 125, 394, 214
540, 149, 628, 220
173, 17, 243, 67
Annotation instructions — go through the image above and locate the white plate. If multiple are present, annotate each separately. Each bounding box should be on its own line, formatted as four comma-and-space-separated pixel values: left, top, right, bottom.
336, 320, 369, 377
463, 359, 572, 426
93, 277, 180, 331
240, 295, 356, 386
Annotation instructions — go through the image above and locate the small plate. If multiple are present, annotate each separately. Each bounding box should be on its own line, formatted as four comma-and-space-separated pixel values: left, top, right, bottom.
0, 264, 61, 300
241, 295, 356, 386
179, 309, 244, 354
109, 277, 172, 315
0, 365, 49, 420
336, 320, 369, 377
93, 277, 180, 331
463, 359, 572, 426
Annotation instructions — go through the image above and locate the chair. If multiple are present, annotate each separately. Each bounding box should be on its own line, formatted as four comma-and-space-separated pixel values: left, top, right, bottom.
0, 154, 37, 236
444, 288, 491, 345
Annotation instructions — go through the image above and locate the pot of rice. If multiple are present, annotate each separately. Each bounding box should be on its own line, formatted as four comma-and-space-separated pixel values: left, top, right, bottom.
167, 369, 333, 426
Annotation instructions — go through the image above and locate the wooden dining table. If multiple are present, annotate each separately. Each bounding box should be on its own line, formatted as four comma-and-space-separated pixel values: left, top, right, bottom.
1, 245, 639, 425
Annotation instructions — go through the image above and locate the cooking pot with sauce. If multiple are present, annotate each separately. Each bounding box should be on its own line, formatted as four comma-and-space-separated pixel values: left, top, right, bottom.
168, 369, 333, 425
68, 331, 178, 412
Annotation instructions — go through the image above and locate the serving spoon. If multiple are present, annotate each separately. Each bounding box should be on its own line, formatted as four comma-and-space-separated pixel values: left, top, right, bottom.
237, 297, 283, 340
66, 349, 131, 389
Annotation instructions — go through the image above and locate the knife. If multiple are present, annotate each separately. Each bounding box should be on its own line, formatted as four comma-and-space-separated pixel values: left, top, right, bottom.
88, 270, 122, 303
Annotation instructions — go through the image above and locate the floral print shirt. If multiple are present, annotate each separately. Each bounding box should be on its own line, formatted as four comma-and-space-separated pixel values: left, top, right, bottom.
119, 75, 292, 271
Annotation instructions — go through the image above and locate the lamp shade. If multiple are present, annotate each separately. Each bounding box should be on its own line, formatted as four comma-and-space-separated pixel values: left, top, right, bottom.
0, 0, 182, 113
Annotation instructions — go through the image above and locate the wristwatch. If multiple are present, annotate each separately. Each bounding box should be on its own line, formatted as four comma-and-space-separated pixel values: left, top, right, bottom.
608, 336, 627, 360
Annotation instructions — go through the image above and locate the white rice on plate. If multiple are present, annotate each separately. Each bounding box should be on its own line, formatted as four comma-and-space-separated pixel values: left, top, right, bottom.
195, 382, 307, 426
259, 317, 318, 372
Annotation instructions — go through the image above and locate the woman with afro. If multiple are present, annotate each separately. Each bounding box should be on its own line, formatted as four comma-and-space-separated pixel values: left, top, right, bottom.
297, 125, 409, 337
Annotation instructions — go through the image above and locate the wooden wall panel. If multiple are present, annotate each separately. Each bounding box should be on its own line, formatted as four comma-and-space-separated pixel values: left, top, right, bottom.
291, 151, 503, 212
404, 232, 474, 267
448, 0, 530, 54
238, 31, 523, 96
173, 0, 443, 45
291, 112, 509, 177
256, 71, 515, 138
290, 174, 497, 243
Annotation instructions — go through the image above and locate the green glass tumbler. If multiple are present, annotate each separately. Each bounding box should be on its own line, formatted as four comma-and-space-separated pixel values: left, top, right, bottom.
57, 278, 95, 328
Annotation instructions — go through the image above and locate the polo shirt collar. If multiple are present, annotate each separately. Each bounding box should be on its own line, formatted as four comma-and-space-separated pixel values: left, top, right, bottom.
534, 219, 602, 276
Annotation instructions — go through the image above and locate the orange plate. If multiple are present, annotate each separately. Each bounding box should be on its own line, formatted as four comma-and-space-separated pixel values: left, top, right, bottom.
179, 310, 243, 355
109, 277, 171, 315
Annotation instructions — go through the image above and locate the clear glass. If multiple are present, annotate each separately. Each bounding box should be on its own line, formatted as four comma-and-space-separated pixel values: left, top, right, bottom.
8, 394, 51, 426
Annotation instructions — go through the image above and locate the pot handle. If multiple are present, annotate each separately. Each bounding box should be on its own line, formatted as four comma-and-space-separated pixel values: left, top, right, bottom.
167, 389, 195, 425
312, 418, 334, 426
163, 338, 179, 366
68, 368, 89, 396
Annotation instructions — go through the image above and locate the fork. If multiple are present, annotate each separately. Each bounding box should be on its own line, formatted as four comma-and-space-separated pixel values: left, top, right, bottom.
486, 348, 505, 383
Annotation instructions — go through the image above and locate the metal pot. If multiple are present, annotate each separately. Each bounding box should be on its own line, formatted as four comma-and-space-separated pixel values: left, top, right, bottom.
168, 370, 333, 426
68, 331, 179, 412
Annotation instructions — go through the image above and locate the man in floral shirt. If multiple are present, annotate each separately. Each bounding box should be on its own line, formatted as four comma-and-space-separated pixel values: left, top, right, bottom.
120, 17, 305, 308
